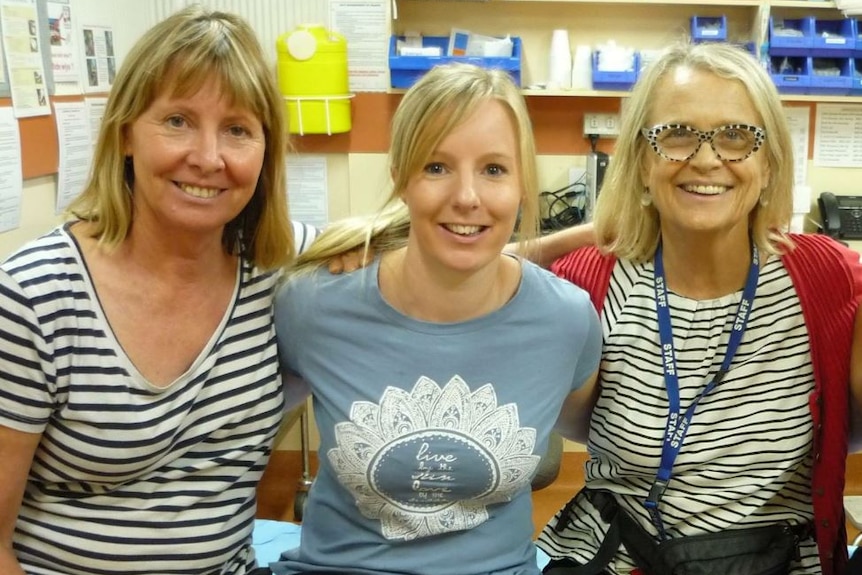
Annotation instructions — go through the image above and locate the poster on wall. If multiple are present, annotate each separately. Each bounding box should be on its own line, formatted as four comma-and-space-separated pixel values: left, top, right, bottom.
328, 0, 390, 92
80, 22, 113, 92
0, 0, 50, 117
46, 0, 76, 83
0, 107, 22, 232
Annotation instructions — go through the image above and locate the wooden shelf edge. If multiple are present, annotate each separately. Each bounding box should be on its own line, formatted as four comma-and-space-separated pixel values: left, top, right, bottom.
491, 0, 836, 7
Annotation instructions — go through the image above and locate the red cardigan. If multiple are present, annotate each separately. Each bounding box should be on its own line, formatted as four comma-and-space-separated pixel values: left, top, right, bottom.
551, 233, 862, 575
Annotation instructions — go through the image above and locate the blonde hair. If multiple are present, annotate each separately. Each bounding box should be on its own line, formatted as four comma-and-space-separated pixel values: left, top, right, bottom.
67, 5, 294, 269
291, 63, 538, 274
595, 42, 794, 262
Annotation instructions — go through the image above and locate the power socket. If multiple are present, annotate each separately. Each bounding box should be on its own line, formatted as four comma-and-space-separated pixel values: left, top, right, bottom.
583, 113, 620, 138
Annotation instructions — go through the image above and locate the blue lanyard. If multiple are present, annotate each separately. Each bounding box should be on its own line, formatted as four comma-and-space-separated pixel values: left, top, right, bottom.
644, 242, 760, 540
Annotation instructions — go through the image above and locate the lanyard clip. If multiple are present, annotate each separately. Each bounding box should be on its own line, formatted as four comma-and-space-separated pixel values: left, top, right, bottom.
645, 478, 669, 508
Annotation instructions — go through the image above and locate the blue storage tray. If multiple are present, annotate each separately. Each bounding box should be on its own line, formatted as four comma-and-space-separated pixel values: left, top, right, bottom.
851, 59, 862, 95
809, 57, 853, 94
691, 16, 727, 43
769, 17, 815, 56
812, 18, 856, 57
389, 35, 522, 89
591, 51, 639, 91
770, 55, 811, 94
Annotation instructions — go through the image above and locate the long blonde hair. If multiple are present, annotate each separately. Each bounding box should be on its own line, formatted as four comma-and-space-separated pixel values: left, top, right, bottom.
595, 42, 795, 262
67, 5, 294, 269
291, 63, 539, 274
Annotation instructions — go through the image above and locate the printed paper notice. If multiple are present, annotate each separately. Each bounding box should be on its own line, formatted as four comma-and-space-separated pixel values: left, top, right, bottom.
85, 96, 106, 144
783, 106, 810, 188
783, 105, 811, 217
329, 0, 390, 92
0, 0, 51, 117
0, 107, 23, 232
287, 155, 329, 229
813, 103, 862, 167
81, 23, 115, 92
53, 101, 92, 212
47, 0, 77, 83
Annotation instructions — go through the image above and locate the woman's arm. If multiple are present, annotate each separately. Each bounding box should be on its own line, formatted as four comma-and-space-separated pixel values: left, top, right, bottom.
507, 223, 596, 269
0, 425, 40, 575
553, 369, 599, 444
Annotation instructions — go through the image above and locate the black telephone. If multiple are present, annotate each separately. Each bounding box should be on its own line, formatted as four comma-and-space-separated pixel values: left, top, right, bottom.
817, 192, 862, 240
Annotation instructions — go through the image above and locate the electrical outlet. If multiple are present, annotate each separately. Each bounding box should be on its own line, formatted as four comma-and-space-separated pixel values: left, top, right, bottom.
583, 113, 620, 138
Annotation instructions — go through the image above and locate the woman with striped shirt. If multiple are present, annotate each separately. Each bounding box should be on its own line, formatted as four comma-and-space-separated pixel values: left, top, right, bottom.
536, 42, 862, 575
0, 6, 313, 575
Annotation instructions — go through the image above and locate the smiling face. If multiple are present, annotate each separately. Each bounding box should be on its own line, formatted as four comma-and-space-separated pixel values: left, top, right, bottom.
640, 66, 770, 245
401, 99, 522, 277
123, 75, 265, 242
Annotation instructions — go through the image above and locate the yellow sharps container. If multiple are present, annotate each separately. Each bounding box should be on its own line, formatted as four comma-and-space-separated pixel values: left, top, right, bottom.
277, 25, 352, 135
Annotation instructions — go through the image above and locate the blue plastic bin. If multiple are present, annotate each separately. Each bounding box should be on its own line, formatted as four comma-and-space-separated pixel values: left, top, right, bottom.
691, 16, 727, 43
810, 57, 853, 94
591, 51, 639, 91
388, 35, 522, 89
769, 17, 815, 56
770, 55, 811, 94
812, 18, 856, 57
851, 59, 862, 95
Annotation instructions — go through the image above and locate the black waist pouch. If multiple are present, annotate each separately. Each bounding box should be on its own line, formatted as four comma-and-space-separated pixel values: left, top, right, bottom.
647, 522, 801, 575
544, 489, 809, 575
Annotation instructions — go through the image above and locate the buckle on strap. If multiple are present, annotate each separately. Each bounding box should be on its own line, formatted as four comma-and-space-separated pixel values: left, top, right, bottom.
645, 479, 668, 509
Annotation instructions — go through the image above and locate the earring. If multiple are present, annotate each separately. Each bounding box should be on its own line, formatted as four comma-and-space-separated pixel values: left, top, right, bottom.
640, 190, 652, 207
759, 195, 769, 207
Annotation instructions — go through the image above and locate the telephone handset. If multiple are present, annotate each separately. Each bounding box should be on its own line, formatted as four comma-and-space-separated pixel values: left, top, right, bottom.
817, 191, 862, 240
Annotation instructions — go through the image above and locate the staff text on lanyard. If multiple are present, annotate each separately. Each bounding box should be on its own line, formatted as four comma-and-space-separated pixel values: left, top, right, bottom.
645, 242, 760, 540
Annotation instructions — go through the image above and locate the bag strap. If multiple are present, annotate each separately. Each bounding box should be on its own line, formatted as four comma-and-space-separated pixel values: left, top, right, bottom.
543, 514, 620, 575
544, 489, 662, 575
587, 490, 664, 575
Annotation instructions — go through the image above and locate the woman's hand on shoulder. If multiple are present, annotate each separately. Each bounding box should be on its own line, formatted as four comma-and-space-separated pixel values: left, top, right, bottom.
327, 246, 374, 274
506, 223, 597, 269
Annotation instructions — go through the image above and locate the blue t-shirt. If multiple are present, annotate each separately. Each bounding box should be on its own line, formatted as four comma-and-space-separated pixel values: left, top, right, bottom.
272, 257, 601, 575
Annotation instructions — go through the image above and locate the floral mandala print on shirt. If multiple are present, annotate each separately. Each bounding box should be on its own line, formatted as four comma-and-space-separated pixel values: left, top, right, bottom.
328, 375, 540, 540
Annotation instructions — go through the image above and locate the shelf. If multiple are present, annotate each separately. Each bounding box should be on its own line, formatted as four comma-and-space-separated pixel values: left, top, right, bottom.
522, 89, 624, 97
522, 89, 861, 102
490, 0, 836, 6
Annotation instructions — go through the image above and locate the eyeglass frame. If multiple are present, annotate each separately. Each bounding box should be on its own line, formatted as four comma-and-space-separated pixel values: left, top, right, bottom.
640, 123, 767, 163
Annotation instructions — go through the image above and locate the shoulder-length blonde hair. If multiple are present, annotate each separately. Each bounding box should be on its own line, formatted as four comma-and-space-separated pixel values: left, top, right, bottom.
292, 62, 539, 273
595, 42, 795, 262
67, 5, 293, 269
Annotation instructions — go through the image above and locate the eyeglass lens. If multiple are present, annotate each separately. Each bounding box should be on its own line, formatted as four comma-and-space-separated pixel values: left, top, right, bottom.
655, 126, 758, 161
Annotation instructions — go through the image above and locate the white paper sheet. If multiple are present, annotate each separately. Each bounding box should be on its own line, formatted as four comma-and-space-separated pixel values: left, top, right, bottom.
53, 100, 91, 212
80, 23, 114, 92
1, 0, 51, 117
814, 103, 862, 167
46, 0, 77, 83
329, 0, 390, 92
0, 106, 23, 232
287, 155, 329, 229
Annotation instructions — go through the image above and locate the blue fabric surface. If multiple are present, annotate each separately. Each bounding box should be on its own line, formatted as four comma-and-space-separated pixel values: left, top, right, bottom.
252, 520, 551, 569
253, 520, 302, 566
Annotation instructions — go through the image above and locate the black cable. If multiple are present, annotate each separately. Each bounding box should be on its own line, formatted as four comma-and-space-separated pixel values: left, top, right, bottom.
540, 183, 587, 233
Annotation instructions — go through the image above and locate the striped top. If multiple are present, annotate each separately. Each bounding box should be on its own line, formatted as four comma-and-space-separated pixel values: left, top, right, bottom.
0, 223, 299, 575
538, 256, 820, 574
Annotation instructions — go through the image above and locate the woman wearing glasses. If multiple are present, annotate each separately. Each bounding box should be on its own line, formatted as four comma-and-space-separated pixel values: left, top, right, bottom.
535, 42, 862, 575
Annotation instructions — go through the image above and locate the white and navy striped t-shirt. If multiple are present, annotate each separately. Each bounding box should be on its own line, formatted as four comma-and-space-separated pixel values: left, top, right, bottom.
0, 223, 317, 575
538, 256, 820, 575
